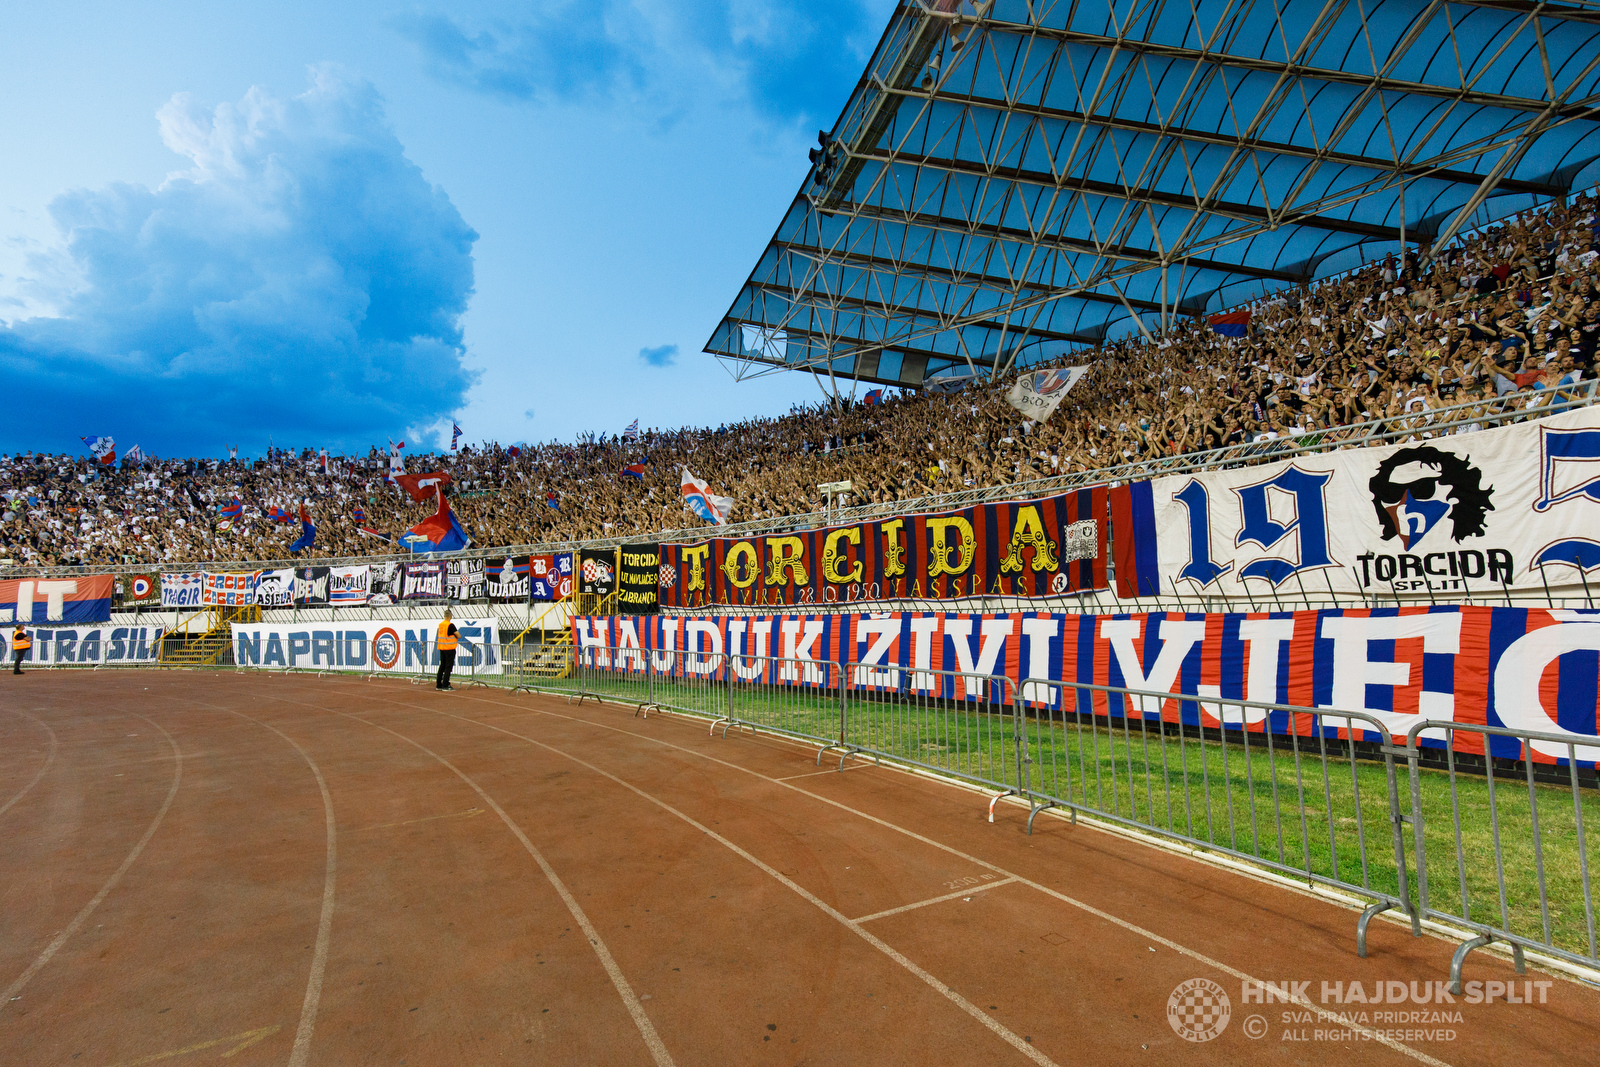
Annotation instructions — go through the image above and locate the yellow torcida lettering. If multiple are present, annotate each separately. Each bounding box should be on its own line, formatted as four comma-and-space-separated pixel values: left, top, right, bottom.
879, 518, 907, 577
722, 542, 759, 589
926, 516, 975, 578
682, 545, 711, 591
763, 536, 809, 587
1000, 506, 1059, 573
822, 527, 863, 584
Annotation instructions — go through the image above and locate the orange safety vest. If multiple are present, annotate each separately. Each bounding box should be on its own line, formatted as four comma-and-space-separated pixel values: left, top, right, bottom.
12, 628, 30, 651
436, 620, 458, 652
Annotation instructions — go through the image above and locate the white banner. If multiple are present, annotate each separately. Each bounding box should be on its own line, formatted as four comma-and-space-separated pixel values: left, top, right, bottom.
1145, 405, 1600, 597
231, 617, 501, 674
161, 572, 203, 608
255, 568, 296, 608
25, 624, 165, 666
328, 565, 370, 606
1005, 365, 1089, 421
368, 563, 402, 606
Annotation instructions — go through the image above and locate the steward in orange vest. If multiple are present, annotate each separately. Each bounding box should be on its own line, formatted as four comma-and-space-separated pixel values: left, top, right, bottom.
12, 625, 30, 675
435, 611, 459, 691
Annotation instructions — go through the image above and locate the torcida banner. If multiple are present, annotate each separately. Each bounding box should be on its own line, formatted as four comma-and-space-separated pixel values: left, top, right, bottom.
574, 606, 1600, 764
657, 488, 1106, 609
1110, 405, 1600, 599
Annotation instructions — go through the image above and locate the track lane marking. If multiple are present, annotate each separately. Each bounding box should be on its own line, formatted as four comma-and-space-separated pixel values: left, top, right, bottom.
853, 876, 1020, 923
360, 694, 1060, 1067
285, 700, 676, 1067
449, 689, 1455, 1067
0, 708, 58, 818
185, 702, 338, 1067
348, 806, 484, 833
0, 714, 181, 1015
101, 1023, 282, 1067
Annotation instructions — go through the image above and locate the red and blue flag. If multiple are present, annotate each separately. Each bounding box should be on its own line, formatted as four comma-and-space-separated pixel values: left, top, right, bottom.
1208, 310, 1252, 337
622, 463, 646, 479
400, 489, 470, 553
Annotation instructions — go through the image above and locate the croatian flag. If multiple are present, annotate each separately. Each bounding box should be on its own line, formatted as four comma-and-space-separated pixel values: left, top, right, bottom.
863, 389, 884, 407
267, 505, 291, 523
82, 436, 116, 465
289, 503, 316, 555
1208, 310, 1252, 337
451, 423, 462, 451
218, 498, 244, 520
387, 439, 406, 481
622, 463, 646, 479
622, 419, 639, 442
400, 488, 470, 553
358, 526, 391, 542
318, 448, 330, 474
681, 467, 734, 525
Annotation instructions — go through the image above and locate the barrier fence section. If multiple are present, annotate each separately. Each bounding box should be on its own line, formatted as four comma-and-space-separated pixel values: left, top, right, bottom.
1402, 721, 1600, 989
1017, 677, 1410, 943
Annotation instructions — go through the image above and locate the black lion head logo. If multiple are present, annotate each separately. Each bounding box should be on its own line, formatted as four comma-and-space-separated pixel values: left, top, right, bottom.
1368, 446, 1494, 550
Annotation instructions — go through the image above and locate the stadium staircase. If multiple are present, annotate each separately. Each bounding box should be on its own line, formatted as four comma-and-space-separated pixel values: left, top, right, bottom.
160, 605, 260, 667
504, 592, 593, 681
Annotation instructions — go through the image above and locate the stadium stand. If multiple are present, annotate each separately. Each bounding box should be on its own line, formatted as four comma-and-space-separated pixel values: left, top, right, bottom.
4, 194, 1600, 567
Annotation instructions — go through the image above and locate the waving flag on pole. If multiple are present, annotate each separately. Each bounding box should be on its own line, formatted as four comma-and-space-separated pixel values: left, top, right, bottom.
451, 422, 463, 451
289, 502, 316, 555
622, 462, 646, 479
267, 505, 291, 523
318, 448, 330, 475
862, 389, 884, 407
401, 487, 471, 553
82, 436, 116, 465
218, 498, 244, 520
124, 444, 144, 465
622, 419, 639, 442
681, 467, 734, 525
394, 470, 453, 502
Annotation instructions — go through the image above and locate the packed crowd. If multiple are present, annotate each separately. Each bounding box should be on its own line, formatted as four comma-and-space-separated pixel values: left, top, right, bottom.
4, 193, 1599, 568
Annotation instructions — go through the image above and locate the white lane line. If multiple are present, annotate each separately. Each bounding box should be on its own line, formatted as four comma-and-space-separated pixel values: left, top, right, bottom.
398, 701, 1059, 1067
324, 705, 676, 1067
0, 714, 181, 1014
1, 708, 58, 818
774, 764, 871, 782
854, 877, 1020, 924
459, 691, 1455, 1067
198, 703, 338, 1067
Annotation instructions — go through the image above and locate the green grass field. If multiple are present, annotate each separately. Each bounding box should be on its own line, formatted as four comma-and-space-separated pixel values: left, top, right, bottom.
511, 665, 1599, 964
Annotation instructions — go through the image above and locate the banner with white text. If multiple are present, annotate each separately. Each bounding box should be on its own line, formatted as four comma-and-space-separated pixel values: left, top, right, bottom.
574, 607, 1600, 765
232, 617, 501, 674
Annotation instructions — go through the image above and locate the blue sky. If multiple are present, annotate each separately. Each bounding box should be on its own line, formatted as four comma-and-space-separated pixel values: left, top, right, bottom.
0, 0, 893, 457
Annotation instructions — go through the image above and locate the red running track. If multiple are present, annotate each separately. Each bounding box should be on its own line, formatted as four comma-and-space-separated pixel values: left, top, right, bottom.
0, 671, 1595, 1066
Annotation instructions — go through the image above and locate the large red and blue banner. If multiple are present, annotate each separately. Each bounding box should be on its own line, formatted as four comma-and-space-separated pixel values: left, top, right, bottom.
575, 606, 1600, 765
658, 488, 1107, 609
0, 575, 115, 624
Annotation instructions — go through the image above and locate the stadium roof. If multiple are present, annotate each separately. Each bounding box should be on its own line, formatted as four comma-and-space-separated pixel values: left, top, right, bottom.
705, 0, 1600, 390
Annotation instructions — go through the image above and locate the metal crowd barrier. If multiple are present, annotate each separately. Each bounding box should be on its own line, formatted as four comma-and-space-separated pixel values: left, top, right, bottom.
1017, 678, 1408, 944
1401, 721, 1600, 990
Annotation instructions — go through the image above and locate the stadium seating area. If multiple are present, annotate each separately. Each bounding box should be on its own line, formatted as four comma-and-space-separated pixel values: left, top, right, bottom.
5, 194, 1600, 567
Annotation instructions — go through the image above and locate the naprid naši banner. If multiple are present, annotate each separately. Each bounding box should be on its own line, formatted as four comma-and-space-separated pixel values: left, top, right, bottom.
1110, 405, 1600, 599
231, 617, 501, 674
21, 624, 165, 665
573, 606, 1600, 765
